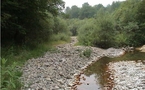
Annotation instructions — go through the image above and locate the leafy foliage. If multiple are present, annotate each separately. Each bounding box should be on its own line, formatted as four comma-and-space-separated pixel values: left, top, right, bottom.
1, 58, 22, 90
65, 1, 121, 19
94, 12, 115, 48
79, 48, 92, 58
83, 48, 92, 58
67, 0, 145, 48
78, 19, 96, 46
1, 0, 145, 89
1, 0, 70, 90
113, 0, 145, 46
67, 19, 85, 36
77, 13, 115, 48
1, 0, 65, 47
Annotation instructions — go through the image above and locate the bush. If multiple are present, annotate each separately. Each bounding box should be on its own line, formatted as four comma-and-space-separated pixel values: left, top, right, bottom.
94, 12, 115, 48
78, 19, 96, 46
1, 58, 22, 90
78, 14, 115, 48
82, 48, 92, 58
51, 33, 70, 42
67, 19, 82, 36
114, 31, 130, 47
51, 17, 71, 42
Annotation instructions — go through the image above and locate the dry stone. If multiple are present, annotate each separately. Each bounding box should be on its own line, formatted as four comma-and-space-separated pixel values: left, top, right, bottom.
21, 37, 130, 90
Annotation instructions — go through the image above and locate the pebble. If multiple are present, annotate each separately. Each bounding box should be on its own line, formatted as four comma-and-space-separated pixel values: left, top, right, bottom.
20, 37, 132, 90
108, 61, 145, 90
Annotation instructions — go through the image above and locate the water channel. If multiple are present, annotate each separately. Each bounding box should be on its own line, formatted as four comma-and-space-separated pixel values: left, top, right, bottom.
76, 50, 145, 90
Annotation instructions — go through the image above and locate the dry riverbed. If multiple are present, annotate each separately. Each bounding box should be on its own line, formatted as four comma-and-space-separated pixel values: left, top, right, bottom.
21, 37, 138, 90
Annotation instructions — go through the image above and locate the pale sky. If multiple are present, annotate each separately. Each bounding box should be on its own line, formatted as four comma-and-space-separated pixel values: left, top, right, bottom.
63, 0, 126, 8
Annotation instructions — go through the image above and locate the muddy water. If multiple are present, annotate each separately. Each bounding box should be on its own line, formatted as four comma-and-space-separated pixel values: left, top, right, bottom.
76, 51, 145, 90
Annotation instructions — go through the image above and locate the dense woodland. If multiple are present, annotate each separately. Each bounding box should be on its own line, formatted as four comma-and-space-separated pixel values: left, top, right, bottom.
2, 0, 70, 48
1, 0, 145, 90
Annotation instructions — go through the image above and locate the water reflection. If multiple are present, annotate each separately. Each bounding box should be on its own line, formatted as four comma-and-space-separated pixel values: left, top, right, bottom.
77, 74, 102, 90
77, 51, 145, 90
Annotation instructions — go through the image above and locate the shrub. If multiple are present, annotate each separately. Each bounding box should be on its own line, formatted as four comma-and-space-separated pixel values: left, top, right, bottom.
1, 58, 22, 90
78, 19, 96, 46
51, 33, 70, 42
82, 48, 92, 58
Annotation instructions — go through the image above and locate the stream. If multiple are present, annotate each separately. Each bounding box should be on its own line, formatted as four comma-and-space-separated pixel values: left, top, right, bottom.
76, 50, 145, 90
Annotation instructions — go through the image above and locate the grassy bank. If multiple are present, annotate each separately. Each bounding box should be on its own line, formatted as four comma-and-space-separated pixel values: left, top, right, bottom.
1, 39, 69, 90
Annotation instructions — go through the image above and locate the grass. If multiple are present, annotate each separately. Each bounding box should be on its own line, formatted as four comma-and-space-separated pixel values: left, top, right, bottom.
2, 40, 68, 65
50, 40, 68, 46
74, 42, 80, 46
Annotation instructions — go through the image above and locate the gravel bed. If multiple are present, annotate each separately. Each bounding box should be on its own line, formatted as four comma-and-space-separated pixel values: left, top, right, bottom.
20, 37, 125, 90
107, 60, 145, 90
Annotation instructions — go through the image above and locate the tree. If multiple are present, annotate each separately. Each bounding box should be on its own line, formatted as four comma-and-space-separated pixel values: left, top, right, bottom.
70, 5, 80, 18
94, 11, 115, 48
79, 3, 94, 19
133, 0, 145, 45
93, 4, 104, 15
113, 0, 145, 46
105, 1, 122, 13
1, 0, 65, 47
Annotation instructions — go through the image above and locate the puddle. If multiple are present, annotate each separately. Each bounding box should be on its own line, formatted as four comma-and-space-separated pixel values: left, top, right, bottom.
76, 74, 102, 90
76, 50, 145, 90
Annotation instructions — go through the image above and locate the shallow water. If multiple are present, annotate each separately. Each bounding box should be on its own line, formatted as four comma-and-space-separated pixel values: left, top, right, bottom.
76, 51, 145, 90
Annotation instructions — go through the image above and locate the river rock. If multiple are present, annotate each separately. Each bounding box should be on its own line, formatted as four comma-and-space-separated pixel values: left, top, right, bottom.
108, 61, 145, 90
105, 48, 125, 58
20, 37, 137, 90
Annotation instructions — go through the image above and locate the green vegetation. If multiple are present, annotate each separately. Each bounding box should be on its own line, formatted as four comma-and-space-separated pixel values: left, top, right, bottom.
79, 48, 92, 58
82, 48, 92, 58
1, 39, 70, 89
1, 58, 22, 90
1, 0, 70, 89
1, 0, 145, 89
66, 0, 145, 48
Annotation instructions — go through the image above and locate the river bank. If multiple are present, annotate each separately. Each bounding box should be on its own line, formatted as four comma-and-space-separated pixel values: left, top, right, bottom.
107, 60, 145, 90
21, 37, 125, 90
